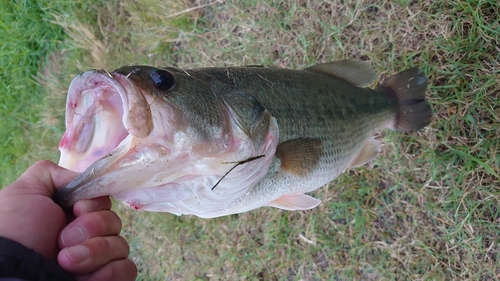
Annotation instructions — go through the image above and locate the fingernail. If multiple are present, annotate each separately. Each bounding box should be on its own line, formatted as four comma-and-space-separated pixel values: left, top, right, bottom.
65, 245, 89, 263
61, 226, 86, 246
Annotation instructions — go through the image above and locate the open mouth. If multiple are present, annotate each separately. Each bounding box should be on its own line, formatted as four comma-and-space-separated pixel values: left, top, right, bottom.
58, 70, 131, 173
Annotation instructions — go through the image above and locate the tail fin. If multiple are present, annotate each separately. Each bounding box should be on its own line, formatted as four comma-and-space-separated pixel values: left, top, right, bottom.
379, 68, 432, 132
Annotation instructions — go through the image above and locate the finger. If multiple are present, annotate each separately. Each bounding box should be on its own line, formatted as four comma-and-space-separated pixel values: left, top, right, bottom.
58, 236, 130, 274
3, 160, 79, 197
73, 196, 112, 217
75, 259, 138, 281
59, 210, 122, 248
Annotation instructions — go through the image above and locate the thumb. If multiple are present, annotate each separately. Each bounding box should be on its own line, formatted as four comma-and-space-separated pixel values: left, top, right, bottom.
3, 160, 79, 198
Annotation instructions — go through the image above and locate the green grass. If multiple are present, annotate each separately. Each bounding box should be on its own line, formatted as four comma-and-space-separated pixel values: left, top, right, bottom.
0, 0, 65, 184
0, 0, 105, 185
2, 0, 500, 280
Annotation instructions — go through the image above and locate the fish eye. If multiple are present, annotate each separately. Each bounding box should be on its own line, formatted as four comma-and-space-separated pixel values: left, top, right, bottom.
150, 70, 175, 90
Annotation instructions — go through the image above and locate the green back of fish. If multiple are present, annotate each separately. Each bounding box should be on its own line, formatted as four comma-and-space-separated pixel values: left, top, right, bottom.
170, 64, 401, 216
188, 66, 397, 154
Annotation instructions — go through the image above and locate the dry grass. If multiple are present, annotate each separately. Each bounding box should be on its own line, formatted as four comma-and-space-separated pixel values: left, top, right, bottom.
26, 0, 500, 279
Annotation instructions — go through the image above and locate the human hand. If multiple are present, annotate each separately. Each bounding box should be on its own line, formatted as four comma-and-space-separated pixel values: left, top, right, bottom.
0, 160, 137, 280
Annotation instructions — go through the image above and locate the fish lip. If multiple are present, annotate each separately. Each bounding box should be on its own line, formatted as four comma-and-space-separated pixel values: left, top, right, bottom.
59, 69, 140, 173
64, 69, 130, 124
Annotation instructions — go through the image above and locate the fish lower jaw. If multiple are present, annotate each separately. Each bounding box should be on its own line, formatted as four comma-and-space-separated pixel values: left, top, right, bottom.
59, 125, 129, 173
106, 137, 277, 216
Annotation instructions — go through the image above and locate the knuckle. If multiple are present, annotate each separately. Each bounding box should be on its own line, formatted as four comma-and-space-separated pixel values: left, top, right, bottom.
92, 212, 110, 233
88, 237, 113, 255
113, 259, 137, 281
95, 210, 122, 235
33, 160, 54, 168
98, 263, 115, 281
118, 236, 130, 255
125, 259, 138, 280
87, 259, 137, 281
84, 236, 130, 266
111, 211, 123, 230
100, 236, 114, 250
78, 212, 107, 237
74, 199, 98, 215
96, 196, 112, 210
76, 211, 123, 239
94, 236, 128, 256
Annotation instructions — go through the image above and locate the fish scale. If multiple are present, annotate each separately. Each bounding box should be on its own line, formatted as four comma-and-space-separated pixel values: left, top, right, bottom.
196, 67, 397, 217
54, 61, 431, 218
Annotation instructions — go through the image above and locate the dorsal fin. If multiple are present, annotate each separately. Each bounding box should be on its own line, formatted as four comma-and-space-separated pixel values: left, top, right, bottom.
305, 60, 376, 87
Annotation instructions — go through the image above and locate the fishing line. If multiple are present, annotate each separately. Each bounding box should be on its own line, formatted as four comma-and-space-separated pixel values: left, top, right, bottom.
211, 155, 265, 191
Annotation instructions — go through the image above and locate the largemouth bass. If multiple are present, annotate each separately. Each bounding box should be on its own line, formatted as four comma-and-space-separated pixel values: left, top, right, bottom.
54, 60, 432, 218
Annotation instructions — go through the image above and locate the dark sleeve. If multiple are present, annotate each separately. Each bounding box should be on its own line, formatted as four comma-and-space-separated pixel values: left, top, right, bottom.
0, 236, 75, 281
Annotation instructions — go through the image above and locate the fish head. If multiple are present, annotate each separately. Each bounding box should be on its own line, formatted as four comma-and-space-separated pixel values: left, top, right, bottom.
59, 65, 231, 170
56, 66, 278, 215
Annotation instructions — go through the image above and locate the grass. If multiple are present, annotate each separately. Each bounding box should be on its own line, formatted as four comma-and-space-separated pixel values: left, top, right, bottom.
2, 0, 500, 280
0, 0, 67, 183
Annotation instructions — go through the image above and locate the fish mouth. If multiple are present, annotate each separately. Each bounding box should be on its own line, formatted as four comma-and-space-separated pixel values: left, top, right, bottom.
58, 69, 152, 173
55, 67, 281, 213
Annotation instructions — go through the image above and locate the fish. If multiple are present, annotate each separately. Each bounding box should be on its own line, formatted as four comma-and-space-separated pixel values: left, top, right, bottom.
54, 60, 432, 218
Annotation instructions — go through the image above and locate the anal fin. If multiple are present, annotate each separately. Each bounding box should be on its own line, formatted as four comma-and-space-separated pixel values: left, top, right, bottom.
275, 138, 323, 177
267, 194, 321, 210
348, 138, 381, 168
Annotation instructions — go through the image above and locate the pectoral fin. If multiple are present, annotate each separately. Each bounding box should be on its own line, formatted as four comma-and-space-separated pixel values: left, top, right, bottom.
348, 138, 381, 168
267, 194, 321, 210
275, 138, 322, 177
